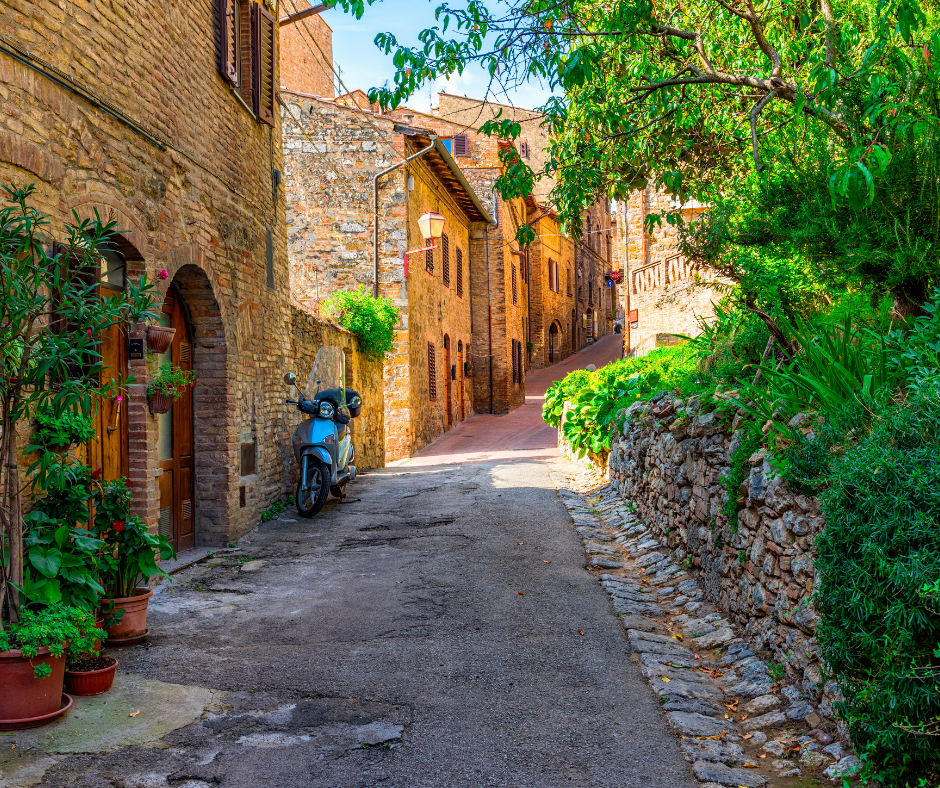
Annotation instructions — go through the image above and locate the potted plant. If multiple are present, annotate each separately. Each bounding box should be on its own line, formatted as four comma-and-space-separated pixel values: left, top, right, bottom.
0, 605, 104, 728
0, 185, 157, 727
94, 477, 175, 645
31, 402, 96, 452
146, 323, 176, 354
64, 623, 117, 696
147, 357, 195, 414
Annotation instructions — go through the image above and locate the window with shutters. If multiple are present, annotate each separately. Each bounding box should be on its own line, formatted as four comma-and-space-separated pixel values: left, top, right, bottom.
566, 268, 571, 296
511, 340, 517, 384
520, 139, 529, 158
456, 247, 463, 297
442, 234, 450, 287
426, 245, 434, 274
453, 134, 469, 157
427, 342, 437, 400
219, 0, 276, 127
511, 264, 517, 305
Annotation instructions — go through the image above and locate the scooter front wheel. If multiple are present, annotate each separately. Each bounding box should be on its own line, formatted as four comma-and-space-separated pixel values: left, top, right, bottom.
296, 457, 330, 517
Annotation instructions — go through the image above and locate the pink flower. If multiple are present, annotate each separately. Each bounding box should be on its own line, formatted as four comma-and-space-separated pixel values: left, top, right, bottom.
116, 395, 123, 402
86, 329, 92, 336
158, 269, 169, 280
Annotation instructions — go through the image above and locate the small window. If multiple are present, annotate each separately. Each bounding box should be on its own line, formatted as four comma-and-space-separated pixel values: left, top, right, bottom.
519, 139, 529, 159
453, 134, 469, 157
441, 139, 452, 154
240, 441, 256, 476
428, 341, 437, 401
426, 245, 434, 274
511, 264, 517, 305
442, 233, 450, 287
456, 247, 464, 297
566, 268, 571, 296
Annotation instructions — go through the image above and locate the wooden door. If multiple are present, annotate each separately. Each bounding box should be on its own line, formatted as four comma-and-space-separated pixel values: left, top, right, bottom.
157, 286, 196, 552
86, 283, 128, 482
443, 335, 452, 429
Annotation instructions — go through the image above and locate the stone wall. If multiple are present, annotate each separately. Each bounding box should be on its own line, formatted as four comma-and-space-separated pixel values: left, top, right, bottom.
288, 308, 384, 473
615, 188, 725, 357
605, 395, 832, 709
560, 393, 841, 721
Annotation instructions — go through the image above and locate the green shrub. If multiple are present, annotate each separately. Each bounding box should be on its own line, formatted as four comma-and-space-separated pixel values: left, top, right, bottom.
321, 286, 399, 360
814, 382, 940, 787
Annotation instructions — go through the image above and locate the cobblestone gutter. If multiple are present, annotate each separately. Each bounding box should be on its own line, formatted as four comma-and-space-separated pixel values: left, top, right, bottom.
550, 422, 864, 784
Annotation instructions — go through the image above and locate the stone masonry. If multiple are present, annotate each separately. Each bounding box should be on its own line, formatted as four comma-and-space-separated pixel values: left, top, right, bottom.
0, 0, 323, 545
282, 92, 489, 460
603, 394, 845, 732
615, 188, 725, 357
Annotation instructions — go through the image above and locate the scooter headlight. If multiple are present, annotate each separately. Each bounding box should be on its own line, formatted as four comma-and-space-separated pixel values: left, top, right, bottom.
319, 402, 335, 419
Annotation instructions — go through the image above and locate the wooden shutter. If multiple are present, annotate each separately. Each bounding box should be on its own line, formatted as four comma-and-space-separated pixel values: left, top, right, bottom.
512, 263, 517, 305
219, 0, 238, 84
426, 245, 434, 274
428, 342, 437, 401
442, 234, 450, 286
251, 2, 276, 126
237, 0, 253, 107
453, 134, 468, 157
456, 247, 463, 297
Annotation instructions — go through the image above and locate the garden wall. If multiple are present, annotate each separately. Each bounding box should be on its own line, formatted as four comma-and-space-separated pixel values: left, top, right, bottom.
566, 392, 842, 722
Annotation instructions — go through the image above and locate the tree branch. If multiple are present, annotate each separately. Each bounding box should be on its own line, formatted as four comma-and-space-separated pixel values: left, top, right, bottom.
750, 89, 776, 171
743, 0, 783, 77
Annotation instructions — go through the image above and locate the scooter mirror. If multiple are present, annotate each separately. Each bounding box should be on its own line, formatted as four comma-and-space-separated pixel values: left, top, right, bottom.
350, 396, 362, 408
284, 372, 297, 387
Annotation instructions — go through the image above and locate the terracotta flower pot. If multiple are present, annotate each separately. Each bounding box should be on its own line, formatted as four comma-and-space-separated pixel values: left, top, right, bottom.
148, 391, 175, 414
101, 587, 153, 644
147, 324, 176, 354
0, 647, 68, 727
65, 657, 118, 696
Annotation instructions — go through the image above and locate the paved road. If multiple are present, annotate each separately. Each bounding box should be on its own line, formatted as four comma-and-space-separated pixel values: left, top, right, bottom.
31, 334, 697, 788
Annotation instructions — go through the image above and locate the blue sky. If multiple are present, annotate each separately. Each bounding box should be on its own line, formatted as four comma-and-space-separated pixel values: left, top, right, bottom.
320, 0, 555, 113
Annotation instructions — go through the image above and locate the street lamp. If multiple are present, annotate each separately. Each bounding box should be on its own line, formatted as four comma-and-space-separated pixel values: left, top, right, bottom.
417, 211, 445, 244
403, 211, 447, 276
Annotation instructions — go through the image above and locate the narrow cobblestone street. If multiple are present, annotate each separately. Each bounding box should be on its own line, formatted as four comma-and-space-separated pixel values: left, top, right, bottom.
8, 335, 705, 788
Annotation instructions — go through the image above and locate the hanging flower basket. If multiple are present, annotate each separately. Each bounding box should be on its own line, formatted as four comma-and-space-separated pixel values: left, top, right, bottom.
148, 391, 174, 414
147, 325, 176, 354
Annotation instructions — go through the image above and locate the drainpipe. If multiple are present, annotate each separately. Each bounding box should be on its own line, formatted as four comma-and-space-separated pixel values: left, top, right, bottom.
485, 223, 494, 414
372, 137, 437, 298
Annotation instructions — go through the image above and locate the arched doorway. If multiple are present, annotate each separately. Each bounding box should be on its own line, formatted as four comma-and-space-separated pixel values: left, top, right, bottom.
457, 340, 464, 421
443, 334, 453, 429
548, 322, 560, 363
156, 283, 196, 552
571, 308, 577, 352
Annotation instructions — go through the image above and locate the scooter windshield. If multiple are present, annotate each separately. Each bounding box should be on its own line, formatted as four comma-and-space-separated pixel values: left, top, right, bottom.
300, 346, 346, 407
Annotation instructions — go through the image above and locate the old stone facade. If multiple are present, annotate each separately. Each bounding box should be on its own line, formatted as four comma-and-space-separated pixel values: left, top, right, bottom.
576, 198, 618, 348
603, 396, 837, 719
0, 0, 380, 549
615, 188, 723, 356
282, 92, 490, 460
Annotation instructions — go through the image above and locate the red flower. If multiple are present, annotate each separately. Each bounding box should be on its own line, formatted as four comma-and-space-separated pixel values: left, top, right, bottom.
91, 469, 102, 480
124, 479, 133, 488
113, 520, 126, 532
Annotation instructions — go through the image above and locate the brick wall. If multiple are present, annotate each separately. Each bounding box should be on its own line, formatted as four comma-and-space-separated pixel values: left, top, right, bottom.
0, 0, 305, 545
617, 188, 725, 357
279, 14, 334, 97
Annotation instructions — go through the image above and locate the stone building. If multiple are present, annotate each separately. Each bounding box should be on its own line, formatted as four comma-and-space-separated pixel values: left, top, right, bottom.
0, 0, 382, 549
282, 92, 492, 460
524, 198, 578, 369
279, 6, 334, 97
615, 188, 721, 356
575, 198, 619, 348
